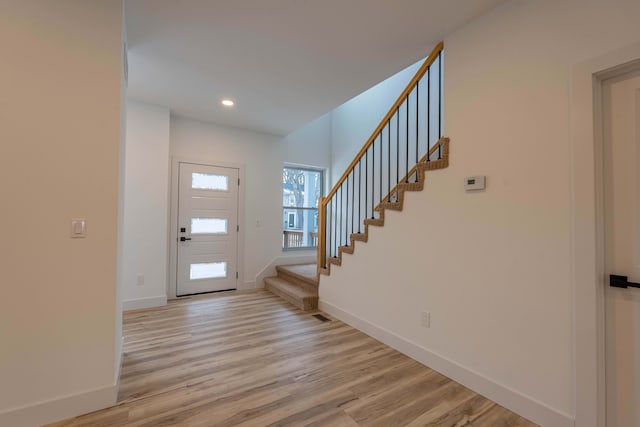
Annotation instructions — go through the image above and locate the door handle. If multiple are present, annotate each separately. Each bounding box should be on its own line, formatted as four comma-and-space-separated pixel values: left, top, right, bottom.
609, 274, 640, 289
180, 237, 192, 242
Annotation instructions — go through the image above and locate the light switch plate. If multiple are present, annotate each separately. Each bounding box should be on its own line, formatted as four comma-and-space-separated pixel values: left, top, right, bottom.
70, 219, 86, 238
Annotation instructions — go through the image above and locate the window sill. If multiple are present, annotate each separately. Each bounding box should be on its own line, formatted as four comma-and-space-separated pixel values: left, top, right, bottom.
282, 247, 317, 252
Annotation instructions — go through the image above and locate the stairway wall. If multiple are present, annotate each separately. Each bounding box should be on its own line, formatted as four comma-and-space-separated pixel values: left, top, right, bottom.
330, 59, 422, 187
320, 1, 640, 426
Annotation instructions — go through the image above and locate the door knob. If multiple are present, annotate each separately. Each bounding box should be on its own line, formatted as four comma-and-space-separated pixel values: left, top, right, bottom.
610, 274, 640, 289
180, 237, 192, 242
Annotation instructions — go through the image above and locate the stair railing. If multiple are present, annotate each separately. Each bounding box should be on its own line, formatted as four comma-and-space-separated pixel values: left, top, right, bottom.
318, 41, 445, 271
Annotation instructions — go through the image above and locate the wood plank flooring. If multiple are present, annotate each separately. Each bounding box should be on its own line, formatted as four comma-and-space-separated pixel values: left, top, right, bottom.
48, 291, 537, 427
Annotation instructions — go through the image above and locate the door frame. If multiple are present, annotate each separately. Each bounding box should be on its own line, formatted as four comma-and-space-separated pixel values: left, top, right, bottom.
571, 42, 640, 427
168, 157, 245, 299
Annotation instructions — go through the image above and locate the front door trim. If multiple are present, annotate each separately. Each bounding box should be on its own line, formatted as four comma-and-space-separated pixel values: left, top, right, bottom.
169, 157, 245, 299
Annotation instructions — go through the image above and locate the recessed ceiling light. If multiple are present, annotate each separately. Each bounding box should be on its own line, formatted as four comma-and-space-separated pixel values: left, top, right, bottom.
221, 99, 235, 107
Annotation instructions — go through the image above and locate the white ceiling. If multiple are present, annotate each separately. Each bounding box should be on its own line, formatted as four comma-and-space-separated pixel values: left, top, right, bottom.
125, 0, 506, 136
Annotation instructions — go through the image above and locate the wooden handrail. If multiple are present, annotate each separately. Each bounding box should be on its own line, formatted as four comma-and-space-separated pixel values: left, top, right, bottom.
322, 41, 444, 206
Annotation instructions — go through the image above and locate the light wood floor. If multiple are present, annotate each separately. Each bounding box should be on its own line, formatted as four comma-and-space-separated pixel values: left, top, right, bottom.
49, 290, 537, 427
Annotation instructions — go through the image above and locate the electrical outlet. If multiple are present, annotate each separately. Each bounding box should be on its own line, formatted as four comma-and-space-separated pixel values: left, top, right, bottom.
421, 311, 431, 328
136, 275, 144, 286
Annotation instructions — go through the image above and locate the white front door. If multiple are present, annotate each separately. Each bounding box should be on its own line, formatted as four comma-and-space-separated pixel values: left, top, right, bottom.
603, 70, 640, 427
177, 162, 239, 296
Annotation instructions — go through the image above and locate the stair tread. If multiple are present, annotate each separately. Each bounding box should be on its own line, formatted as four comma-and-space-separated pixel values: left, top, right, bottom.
276, 263, 318, 286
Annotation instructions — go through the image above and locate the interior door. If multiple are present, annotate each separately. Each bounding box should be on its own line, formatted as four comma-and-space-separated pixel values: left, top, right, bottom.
177, 162, 239, 296
603, 70, 640, 427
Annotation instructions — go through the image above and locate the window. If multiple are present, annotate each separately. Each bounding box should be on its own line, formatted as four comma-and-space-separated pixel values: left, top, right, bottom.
282, 166, 323, 249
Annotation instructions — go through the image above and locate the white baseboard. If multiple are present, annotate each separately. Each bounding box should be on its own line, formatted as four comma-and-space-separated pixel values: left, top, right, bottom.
239, 280, 257, 290
0, 383, 117, 427
319, 300, 574, 427
115, 336, 125, 385
122, 295, 167, 311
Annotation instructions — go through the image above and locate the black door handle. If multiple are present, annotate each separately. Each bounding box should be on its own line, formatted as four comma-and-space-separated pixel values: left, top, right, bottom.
180, 237, 192, 242
610, 274, 640, 289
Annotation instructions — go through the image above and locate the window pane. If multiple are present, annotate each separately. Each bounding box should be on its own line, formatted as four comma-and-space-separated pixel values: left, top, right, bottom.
282, 208, 318, 249
191, 218, 227, 234
192, 173, 228, 191
190, 262, 227, 280
283, 167, 322, 208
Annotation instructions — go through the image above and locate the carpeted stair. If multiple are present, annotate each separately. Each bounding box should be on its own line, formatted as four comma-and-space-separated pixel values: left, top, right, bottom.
264, 264, 318, 311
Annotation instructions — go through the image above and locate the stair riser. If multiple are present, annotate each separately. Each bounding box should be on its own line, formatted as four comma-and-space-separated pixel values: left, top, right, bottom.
275, 269, 318, 292
279, 275, 317, 294
265, 281, 318, 311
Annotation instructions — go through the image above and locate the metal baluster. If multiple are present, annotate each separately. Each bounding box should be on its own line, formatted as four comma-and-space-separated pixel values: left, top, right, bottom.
427, 67, 431, 161
333, 197, 340, 257
333, 191, 340, 257
348, 171, 351, 243
351, 168, 355, 237
396, 108, 399, 186
329, 199, 332, 258
339, 185, 342, 248
439, 53, 442, 159
358, 159, 362, 233
379, 134, 382, 206
345, 174, 349, 246
328, 199, 332, 260
416, 81, 419, 171
387, 120, 391, 201
371, 139, 375, 218
406, 96, 409, 183
365, 148, 369, 219
342, 184, 345, 247
333, 196, 340, 257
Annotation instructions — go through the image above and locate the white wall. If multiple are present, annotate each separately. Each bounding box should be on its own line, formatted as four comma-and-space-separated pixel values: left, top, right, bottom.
170, 114, 331, 291
320, 1, 640, 426
330, 60, 421, 186
122, 100, 170, 310
0, 1, 122, 426
283, 113, 332, 168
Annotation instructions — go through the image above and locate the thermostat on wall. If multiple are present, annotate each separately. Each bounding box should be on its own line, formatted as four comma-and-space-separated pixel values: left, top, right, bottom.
464, 176, 486, 191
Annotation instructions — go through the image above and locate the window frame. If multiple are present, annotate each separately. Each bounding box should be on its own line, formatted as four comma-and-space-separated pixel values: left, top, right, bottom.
282, 165, 324, 251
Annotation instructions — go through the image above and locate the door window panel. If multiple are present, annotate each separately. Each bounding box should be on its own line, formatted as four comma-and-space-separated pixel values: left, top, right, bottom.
192, 173, 228, 191
190, 262, 227, 280
191, 218, 227, 234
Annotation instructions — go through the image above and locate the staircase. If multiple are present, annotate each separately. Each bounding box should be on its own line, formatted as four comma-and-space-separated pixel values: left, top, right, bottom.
264, 264, 319, 311
318, 41, 447, 275
266, 41, 446, 310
